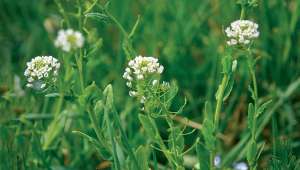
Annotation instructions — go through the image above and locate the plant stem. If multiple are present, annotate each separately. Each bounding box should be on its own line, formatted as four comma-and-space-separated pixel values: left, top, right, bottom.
87, 108, 106, 148
210, 153, 215, 170
104, 109, 121, 170
112, 109, 140, 170
54, 93, 64, 116
54, 0, 70, 27
247, 53, 258, 170
75, 54, 85, 93
214, 74, 228, 129
240, 5, 246, 20
211, 73, 228, 170
147, 114, 175, 168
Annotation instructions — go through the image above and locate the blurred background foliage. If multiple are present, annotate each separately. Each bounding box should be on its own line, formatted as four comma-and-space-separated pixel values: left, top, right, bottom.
0, 0, 299, 169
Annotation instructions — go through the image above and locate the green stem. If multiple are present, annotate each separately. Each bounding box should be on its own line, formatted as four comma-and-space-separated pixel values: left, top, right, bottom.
166, 117, 181, 169
214, 74, 228, 129
240, 5, 246, 20
210, 153, 215, 170
211, 73, 228, 170
75, 54, 85, 93
112, 110, 140, 170
54, 93, 64, 116
54, 0, 70, 27
147, 115, 175, 167
104, 9, 128, 37
103, 7, 136, 59
87, 108, 107, 148
105, 109, 121, 170
42, 97, 49, 114
247, 54, 258, 170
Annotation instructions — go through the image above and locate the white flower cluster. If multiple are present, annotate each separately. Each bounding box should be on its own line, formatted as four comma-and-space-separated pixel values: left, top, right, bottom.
123, 56, 164, 103
54, 29, 84, 52
24, 56, 60, 89
225, 20, 259, 46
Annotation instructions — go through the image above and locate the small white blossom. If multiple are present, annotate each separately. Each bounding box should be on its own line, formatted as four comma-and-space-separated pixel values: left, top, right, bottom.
152, 80, 158, 86
140, 96, 146, 103
54, 29, 84, 52
24, 56, 60, 90
225, 20, 259, 46
123, 56, 163, 82
123, 55, 164, 103
129, 91, 137, 97
233, 162, 248, 170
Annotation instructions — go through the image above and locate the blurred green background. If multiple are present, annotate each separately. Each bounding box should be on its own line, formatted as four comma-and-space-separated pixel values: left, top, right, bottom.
0, 0, 299, 169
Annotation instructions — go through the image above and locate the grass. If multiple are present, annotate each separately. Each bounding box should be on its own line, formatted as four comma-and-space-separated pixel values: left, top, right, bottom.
0, 0, 300, 169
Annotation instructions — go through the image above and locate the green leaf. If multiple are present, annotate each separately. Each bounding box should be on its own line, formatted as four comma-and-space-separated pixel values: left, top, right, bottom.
129, 15, 140, 39
221, 54, 232, 74
204, 101, 213, 121
247, 141, 257, 165
45, 93, 59, 98
257, 100, 272, 117
138, 114, 157, 140
42, 113, 67, 150
103, 84, 114, 111
134, 145, 150, 170
247, 103, 254, 130
78, 82, 101, 107
248, 86, 256, 101
72, 130, 110, 159
202, 119, 215, 151
256, 142, 265, 162
196, 142, 210, 170
165, 81, 179, 109
223, 76, 234, 101
202, 101, 215, 151
94, 100, 105, 127
85, 12, 108, 21
168, 127, 184, 154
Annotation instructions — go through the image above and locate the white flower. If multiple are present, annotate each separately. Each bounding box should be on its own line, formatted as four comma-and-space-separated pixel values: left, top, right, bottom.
123, 55, 164, 101
140, 96, 146, 103
233, 162, 248, 170
129, 91, 137, 97
54, 29, 84, 52
152, 80, 158, 86
123, 56, 163, 82
225, 20, 259, 46
24, 56, 60, 90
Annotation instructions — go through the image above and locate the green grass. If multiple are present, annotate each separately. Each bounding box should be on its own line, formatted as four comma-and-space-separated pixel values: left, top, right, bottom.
0, 0, 300, 169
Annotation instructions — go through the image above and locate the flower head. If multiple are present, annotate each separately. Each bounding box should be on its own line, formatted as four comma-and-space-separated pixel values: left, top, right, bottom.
54, 29, 84, 52
24, 56, 60, 90
123, 56, 164, 103
225, 20, 259, 46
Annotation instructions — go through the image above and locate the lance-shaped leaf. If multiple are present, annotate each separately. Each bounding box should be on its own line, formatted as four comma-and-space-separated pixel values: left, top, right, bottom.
223, 76, 234, 101
247, 103, 255, 131
196, 142, 210, 170
247, 140, 257, 165
168, 126, 184, 154
257, 100, 272, 117
138, 114, 157, 140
